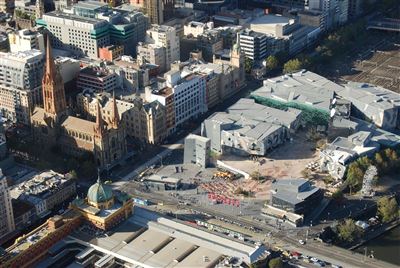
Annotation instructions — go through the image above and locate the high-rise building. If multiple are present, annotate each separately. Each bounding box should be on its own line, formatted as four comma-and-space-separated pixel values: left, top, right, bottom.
306, 0, 348, 30
39, 12, 110, 59
144, 0, 163, 24
0, 169, 15, 242
0, 50, 45, 124
146, 25, 180, 71
8, 29, 45, 53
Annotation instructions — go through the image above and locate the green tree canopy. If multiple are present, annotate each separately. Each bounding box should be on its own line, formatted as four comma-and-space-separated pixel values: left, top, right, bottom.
377, 196, 399, 223
337, 219, 360, 243
283, 59, 303, 74
245, 58, 253, 73
264, 55, 279, 72
269, 257, 283, 268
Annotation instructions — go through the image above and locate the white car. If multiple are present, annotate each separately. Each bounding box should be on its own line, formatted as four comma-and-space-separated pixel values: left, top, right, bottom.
299, 239, 306, 245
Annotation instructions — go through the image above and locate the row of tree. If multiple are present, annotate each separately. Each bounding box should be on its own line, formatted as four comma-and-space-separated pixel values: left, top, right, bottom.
346, 148, 400, 192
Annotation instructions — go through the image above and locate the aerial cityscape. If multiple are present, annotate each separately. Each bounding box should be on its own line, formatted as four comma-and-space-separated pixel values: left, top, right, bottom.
0, 0, 399, 267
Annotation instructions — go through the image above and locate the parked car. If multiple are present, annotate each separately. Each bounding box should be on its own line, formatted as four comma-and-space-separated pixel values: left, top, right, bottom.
299, 239, 306, 245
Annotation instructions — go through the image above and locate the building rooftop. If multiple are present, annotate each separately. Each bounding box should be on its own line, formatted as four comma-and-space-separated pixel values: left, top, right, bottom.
145, 174, 181, 185
62, 206, 266, 266
0, 50, 43, 63
252, 70, 343, 112
43, 11, 106, 25
337, 82, 400, 111
73, 0, 108, 10
10, 170, 74, 200
79, 66, 113, 78
271, 179, 320, 206
61, 115, 96, 135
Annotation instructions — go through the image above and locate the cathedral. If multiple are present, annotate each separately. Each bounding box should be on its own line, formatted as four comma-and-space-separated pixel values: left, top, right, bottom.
31, 36, 127, 169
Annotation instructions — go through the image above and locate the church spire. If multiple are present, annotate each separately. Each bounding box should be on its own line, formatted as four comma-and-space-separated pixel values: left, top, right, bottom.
42, 35, 67, 120
110, 91, 120, 129
94, 100, 105, 137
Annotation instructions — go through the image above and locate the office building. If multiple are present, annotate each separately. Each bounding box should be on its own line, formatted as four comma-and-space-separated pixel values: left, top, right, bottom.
184, 21, 214, 38
39, 12, 110, 58
184, 134, 211, 168
307, 0, 348, 30
144, 0, 163, 24
10, 170, 77, 218
8, 29, 45, 53
137, 42, 167, 72
55, 56, 81, 84
166, 70, 207, 126
239, 29, 268, 61
202, 98, 301, 156
77, 66, 118, 93
0, 50, 45, 125
0, 169, 15, 242
146, 25, 180, 71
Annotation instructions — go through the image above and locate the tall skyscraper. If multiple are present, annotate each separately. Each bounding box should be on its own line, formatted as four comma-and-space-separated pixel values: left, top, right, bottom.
144, 0, 163, 25
0, 170, 15, 242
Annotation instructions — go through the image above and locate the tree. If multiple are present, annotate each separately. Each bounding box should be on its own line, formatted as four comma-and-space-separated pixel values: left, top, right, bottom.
337, 219, 360, 243
377, 196, 399, 223
245, 58, 253, 73
346, 162, 365, 191
332, 190, 344, 201
374, 152, 388, 174
283, 59, 303, 74
268, 257, 283, 268
264, 55, 279, 72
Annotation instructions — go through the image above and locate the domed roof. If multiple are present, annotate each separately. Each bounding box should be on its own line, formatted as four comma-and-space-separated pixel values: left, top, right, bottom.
87, 178, 113, 204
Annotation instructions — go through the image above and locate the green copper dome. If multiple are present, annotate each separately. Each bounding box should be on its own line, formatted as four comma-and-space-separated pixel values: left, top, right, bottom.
87, 178, 113, 204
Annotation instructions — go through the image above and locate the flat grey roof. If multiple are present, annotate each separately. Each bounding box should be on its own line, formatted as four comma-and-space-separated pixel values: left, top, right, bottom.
252, 70, 342, 112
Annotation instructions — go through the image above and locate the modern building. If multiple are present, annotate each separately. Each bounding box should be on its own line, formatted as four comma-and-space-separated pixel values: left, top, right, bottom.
10, 170, 77, 218
184, 134, 211, 168
270, 178, 323, 215
307, 0, 349, 30
137, 42, 167, 72
31, 37, 127, 169
39, 12, 110, 58
0, 169, 15, 242
8, 29, 45, 53
249, 14, 321, 56
239, 29, 268, 61
320, 131, 381, 179
0, 49, 45, 125
202, 98, 302, 156
55, 56, 81, 85
77, 66, 118, 93
336, 82, 400, 130
165, 70, 207, 126
143, 174, 183, 191
146, 25, 180, 71
252, 70, 343, 113
144, 0, 163, 24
